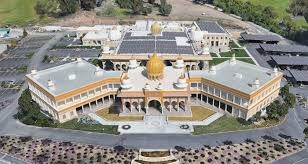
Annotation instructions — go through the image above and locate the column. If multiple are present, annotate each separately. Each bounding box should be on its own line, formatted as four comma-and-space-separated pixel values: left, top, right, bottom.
169, 98, 172, 112
81, 105, 84, 113
177, 98, 180, 112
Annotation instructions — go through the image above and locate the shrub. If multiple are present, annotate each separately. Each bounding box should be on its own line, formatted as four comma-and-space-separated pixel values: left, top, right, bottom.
304, 127, 308, 138
159, 0, 172, 16
274, 144, 285, 152
236, 118, 252, 125
174, 146, 186, 152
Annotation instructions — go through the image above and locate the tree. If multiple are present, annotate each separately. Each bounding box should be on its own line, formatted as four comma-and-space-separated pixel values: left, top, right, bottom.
34, 0, 49, 17
159, 0, 172, 16
131, 0, 144, 14
142, 6, 152, 16
58, 0, 78, 15
148, 0, 156, 4
284, 93, 296, 108
115, 0, 132, 9
80, 0, 96, 11
280, 84, 290, 98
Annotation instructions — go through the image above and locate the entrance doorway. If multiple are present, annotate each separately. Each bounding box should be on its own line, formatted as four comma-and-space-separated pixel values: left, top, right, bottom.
148, 100, 162, 114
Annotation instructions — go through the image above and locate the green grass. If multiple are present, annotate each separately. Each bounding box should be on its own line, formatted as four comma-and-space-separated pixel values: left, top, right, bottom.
193, 115, 282, 135
238, 58, 256, 65
210, 52, 218, 57
57, 119, 119, 135
245, 0, 307, 27
220, 49, 249, 57
0, 0, 40, 26
229, 40, 240, 48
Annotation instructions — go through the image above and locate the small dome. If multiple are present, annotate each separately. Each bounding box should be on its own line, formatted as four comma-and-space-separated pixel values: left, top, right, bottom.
151, 22, 162, 35
146, 53, 164, 80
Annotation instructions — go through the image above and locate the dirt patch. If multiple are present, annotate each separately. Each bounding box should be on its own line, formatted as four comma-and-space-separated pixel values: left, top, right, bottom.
54, 0, 249, 30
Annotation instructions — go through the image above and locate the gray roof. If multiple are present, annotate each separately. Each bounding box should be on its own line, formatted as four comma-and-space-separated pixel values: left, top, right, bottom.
289, 70, 308, 82
195, 21, 225, 33
241, 34, 281, 42
117, 32, 194, 55
271, 56, 308, 66
260, 44, 308, 53
189, 60, 280, 94
27, 60, 122, 96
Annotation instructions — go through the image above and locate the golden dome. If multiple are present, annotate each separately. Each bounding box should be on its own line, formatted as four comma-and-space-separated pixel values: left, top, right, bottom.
151, 22, 162, 35
146, 53, 164, 80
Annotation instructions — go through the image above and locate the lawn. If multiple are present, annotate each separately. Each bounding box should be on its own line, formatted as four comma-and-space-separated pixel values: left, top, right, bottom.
96, 107, 144, 121
168, 106, 216, 121
220, 49, 249, 57
193, 115, 283, 135
246, 0, 308, 27
0, 0, 39, 26
238, 58, 256, 65
209, 58, 229, 66
57, 119, 119, 134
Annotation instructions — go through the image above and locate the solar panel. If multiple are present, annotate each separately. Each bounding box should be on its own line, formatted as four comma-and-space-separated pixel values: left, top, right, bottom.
271, 56, 308, 65
196, 21, 225, 33
241, 34, 281, 42
260, 44, 308, 53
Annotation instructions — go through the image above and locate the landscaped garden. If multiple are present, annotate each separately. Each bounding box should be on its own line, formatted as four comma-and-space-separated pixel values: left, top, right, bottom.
193, 85, 295, 135
16, 89, 119, 134
168, 106, 215, 121
220, 49, 249, 57
173, 137, 305, 163
96, 107, 144, 121
0, 136, 138, 163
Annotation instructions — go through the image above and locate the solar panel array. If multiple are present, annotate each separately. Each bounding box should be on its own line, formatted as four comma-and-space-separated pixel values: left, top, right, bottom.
117, 32, 194, 55
271, 56, 308, 66
196, 21, 225, 33
241, 34, 281, 42
290, 70, 308, 82
260, 44, 308, 53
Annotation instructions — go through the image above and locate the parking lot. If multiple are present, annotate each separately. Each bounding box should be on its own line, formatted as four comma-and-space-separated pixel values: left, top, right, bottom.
47, 49, 100, 58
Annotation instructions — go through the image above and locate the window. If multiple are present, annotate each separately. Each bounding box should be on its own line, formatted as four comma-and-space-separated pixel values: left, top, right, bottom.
209, 86, 214, 94
114, 84, 120, 89
62, 114, 66, 120
108, 84, 113, 89
197, 83, 202, 90
221, 91, 227, 99
215, 88, 220, 97
57, 101, 65, 106
202, 84, 208, 92
228, 93, 233, 102
74, 95, 80, 101
191, 83, 197, 88
234, 96, 241, 105
102, 85, 108, 90
95, 87, 101, 93
81, 92, 87, 99
70, 111, 74, 116
89, 90, 95, 96
66, 98, 73, 104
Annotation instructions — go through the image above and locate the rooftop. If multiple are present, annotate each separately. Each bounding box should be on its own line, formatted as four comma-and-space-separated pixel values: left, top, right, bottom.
189, 60, 281, 94
26, 60, 122, 96
195, 21, 225, 33
122, 66, 186, 92
241, 34, 281, 42
289, 70, 308, 82
117, 32, 194, 55
271, 56, 308, 66
260, 44, 308, 53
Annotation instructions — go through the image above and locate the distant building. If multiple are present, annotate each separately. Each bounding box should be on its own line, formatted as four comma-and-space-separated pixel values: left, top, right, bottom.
191, 21, 230, 52
0, 28, 10, 38
26, 55, 282, 123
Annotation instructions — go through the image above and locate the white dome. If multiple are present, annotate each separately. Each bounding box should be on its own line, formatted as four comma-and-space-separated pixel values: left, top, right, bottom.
175, 75, 188, 89
174, 58, 184, 69
202, 47, 210, 55
121, 75, 132, 89
102, 46, 110, 53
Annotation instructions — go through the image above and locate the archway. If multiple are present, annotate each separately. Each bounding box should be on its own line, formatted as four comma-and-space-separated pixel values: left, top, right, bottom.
104, 60, 114, 70
179, 101, 185, 111
115, 64, 121, 71
124, 102, 131, 110
148, 100, 162, 113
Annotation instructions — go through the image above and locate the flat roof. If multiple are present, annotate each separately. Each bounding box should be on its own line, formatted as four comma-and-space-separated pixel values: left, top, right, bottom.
122, 66, 186, 92
241, 34, 281, 42
190, 60, 281, 94
271, 56, 308, 66
195, 21, 225, 33
260, 44, 308, 53
289, 70, 308, 82
117, 32, 194, 55
27, 60, 122, 96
